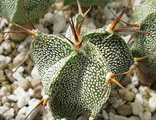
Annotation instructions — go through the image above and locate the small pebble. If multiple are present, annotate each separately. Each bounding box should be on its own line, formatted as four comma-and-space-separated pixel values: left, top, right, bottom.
17, 93, 30, 108
15, 114, 25, 120
149, 95, 156, 112
135, 93, 143, 105
13, 72, 25, 82
26, 98, 41, 120
44, 12, 53, 24
34, 24, 49, 34
0, 18, 8, 29
3, 108, 14, 120
1, 41, 12, 53
13, 52, 26, 67
131, 102, 143, 115
5, 56, 11, 64
8, 94, 18, 102
119, 89, 134, 102
112, 99, 126, 109
33, 85, 43, 99
31, 66, 41, 80
131, 76, 139, 86
31, 78, 41, 87
116, 104, 132, 116
52, 13, 66, 34
17, 44, 25, 53
18, 106, 27, 115
18, 79, 32, 91
102, 110, 109, 120
0, 55, 6, 63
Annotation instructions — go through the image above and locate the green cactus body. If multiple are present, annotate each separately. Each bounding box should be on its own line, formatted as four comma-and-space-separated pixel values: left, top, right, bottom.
131, 12, 156, 77
0, 0, 55, 25
29, 13, 112, 119
63, 0, 114, 7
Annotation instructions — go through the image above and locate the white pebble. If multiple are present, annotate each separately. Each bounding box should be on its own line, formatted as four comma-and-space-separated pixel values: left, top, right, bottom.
8, 94, 18, 101
0, 55, 6, 63
149, 95, 156, 112
87, 22, 96, 29
14, 87, 26, 96
25, 35, 33, 45
13, 72, 25, 82
17, 93, 30, 108
31, 66, 41, 80
0, 106, 9, 114
26, 98, 41, 120
131, 76, 139, 86
2, 96, 9, 104
5, 56, 11, 64
146, 88, 156, 97
0, 86, 10, 97
18, 106, 27, 115
0, 18, 8, 29
126, 84, 135, 90
112, 99, 126, 109
102, 110, 109, 120
104, 4, 116, 19
4, 28, 10, 40
52, 13, 66, 34
135, 93, 143, 105
1, 41, 11, 52
0, 46, 4, 54
44, 12, 53, 23
13, 66, 25, 73
15, 114, 25, 120
35, 24, 49, 34
17, 44, 25, 52
143, 112, 151, 120
138, 86, 148, 94
131, 102, 143, 115
3, 108, 14, 120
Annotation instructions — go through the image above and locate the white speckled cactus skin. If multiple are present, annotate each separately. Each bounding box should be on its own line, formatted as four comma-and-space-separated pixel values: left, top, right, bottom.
0, 0, 55, 25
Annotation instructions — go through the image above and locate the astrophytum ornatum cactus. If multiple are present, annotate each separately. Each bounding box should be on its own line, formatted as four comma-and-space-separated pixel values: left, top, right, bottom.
0, 0, 55, 25
27, 0, 135, 118
131, 0, 156, 85
63, 0, 114, 7
28, 13, 112, 119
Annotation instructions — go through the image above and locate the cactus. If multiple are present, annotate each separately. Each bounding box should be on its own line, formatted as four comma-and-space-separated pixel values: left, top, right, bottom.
63, 0, 114, 7
0, 0, 55, 25
131, 0, 156, 85
26, 0, 135, 119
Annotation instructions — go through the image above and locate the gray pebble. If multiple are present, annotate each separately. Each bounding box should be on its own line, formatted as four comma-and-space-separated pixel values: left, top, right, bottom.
33, 85, 43, 99
116, 104, 132, 116
5, 69, 15, 82
31, 78, 41, 87
18, 79, 32, 91
119, 89, 134, 102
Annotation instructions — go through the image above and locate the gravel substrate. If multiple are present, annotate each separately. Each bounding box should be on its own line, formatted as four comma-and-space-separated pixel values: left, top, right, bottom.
1, 0, 156, 120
